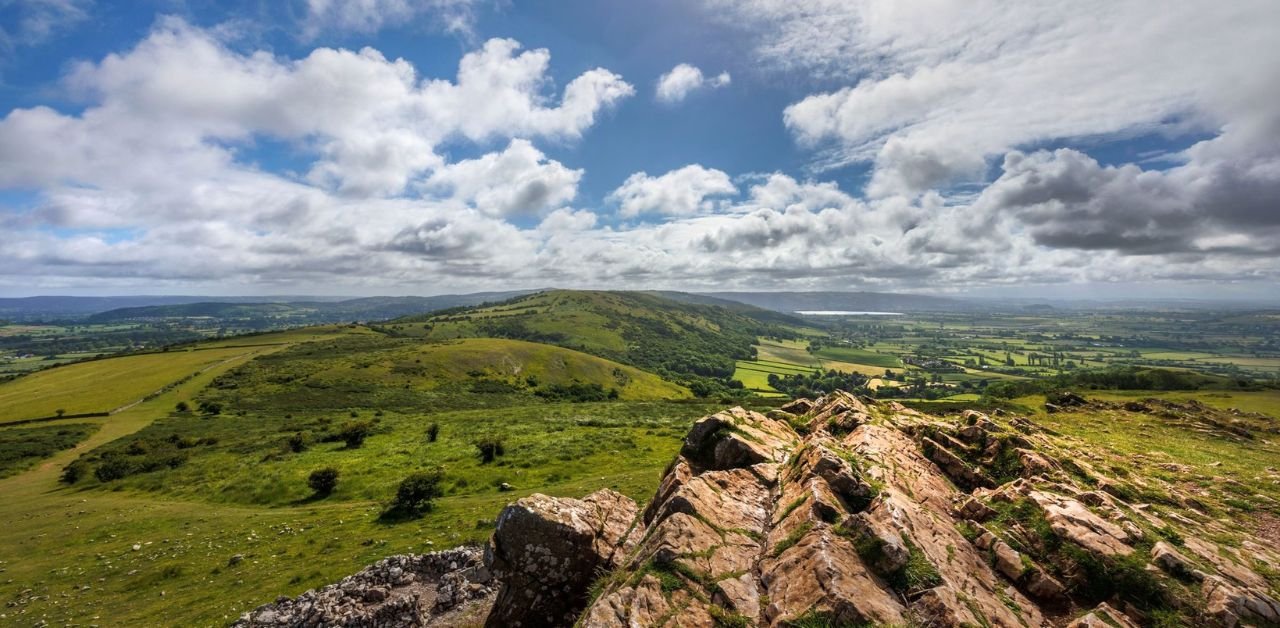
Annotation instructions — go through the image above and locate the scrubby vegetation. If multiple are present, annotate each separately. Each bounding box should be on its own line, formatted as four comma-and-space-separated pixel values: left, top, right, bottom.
768, 369, 868, 398
307, 467, 339, 496
382, 469, 444, 519
0, 423, 98, 478
984, 365, 1256, 399
393, 291, 800, 397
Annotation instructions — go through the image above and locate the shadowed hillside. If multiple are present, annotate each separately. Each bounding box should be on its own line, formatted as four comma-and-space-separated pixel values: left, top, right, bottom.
389, 290, 807, 396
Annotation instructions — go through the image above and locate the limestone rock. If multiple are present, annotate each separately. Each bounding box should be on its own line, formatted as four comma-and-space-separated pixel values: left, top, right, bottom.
1027, 490, 1134, 558
681, 408, 796, 471
1151, 541, 1203, 582
921, 436, 995, 490
485, 489, 639, 627
1066, 602, 1139, 627
470, 391, 1280, 628
233, 547, 494, 628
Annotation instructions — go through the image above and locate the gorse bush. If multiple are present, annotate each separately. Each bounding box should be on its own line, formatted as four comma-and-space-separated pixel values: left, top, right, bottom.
475, 436, 506, 463
307, 467, 339, 496
534, 382, 618, 402
60, 460, 89, 484
286, 431, 311, 453
337, 420, 372, 449
383, 469, 444, 519
94, 457, 133, 482
0, 423, 98, 479
426, 422, 439, 443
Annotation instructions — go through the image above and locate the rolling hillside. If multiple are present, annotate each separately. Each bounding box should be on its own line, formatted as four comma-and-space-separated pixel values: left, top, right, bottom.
704, 290, 968, 313
0, 325, 368, 423
197, 335, 688, 412
388, 290, 806, 393
84, 291, 537, 324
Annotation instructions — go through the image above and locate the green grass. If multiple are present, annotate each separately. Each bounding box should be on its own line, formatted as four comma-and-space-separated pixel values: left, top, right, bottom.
196, 336, 687, 414
1084, 389, 1280, 417
1017, 393, 1280, 515
756, 339, 820, 367
0, 326, 357, 423
387, 290, 795, 388
0, 348, 257, 422
733, 358, 816, 394
0, 422, 98, 477
812, 346, 903, 369
0, 396, 738, 626
66, 401, 717, 507
0, 316, 750, 626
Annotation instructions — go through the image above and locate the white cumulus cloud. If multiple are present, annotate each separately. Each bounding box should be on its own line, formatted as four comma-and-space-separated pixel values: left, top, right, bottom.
608, 165, 738, 217
420, 139, 581, 216
655, 63, 731, 104
707, 0, 1280, 198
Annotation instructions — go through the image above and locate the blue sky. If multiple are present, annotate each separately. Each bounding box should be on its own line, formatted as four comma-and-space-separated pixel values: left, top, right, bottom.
0, 0, 1277, 297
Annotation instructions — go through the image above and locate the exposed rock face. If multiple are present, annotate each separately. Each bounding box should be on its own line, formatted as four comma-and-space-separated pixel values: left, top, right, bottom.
484, 488, 640, 627
483, 392, 1280, 627
233, 547, 494, 627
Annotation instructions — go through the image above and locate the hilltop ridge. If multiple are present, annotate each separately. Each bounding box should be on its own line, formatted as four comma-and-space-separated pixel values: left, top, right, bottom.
389, 290, 805, 395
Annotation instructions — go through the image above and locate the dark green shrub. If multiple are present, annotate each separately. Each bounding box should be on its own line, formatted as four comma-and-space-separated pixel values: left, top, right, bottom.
475, 436, 506, 463
286, 431, 311, 453
338, 421, 372, 449
175, 401, 190, 412
60, 460, 89, 484
470, 379, 522, 394
307, 467, 339, 496
94, 457, 133, 482
426, 423, 439, 443
383, 469, 444, 519
534, 382, 617, 402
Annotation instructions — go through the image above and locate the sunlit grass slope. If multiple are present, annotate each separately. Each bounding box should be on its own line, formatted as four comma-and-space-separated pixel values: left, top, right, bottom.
196, 336, 688, 413
0, 326, 355, 423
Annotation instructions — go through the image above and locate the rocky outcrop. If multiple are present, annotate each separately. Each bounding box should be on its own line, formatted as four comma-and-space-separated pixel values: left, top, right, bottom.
484, 488, 640, 627
482, 392, 1280, 627
233, 547, 494, 627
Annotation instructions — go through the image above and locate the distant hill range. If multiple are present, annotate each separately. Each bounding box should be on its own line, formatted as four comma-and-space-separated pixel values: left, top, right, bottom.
8, 289, 1272, 324
4, 289, 964, 322
697, 291, 968, 313
84, 292, 537, 324
0, 292, 536, 322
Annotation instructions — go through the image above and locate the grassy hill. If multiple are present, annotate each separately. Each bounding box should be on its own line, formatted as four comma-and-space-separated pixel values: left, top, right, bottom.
83, 291, 537, 324
388, 290, 804, 395
0, 326, 359, 424
196, 335, 688, 413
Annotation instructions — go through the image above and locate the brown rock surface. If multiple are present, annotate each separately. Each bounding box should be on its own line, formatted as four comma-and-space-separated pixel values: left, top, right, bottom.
480, 393, 1280, 628
484, 488, 640, 627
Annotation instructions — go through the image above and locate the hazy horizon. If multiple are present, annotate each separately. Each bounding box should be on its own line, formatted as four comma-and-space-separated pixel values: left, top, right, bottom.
2, 286, 1278, 306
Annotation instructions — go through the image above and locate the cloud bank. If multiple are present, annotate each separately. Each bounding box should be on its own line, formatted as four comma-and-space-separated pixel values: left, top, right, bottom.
1, 2, 1278, 296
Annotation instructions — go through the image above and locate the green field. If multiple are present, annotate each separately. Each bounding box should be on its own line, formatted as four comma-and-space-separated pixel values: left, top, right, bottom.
1018, 392, 1280, 523
812, 345, 903, 369
0, 394, 730, 625
0, 327, 356, 423
0, 348, 261, 423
